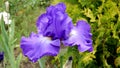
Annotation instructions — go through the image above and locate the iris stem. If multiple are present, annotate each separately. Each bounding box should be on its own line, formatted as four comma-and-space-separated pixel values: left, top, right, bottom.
60, 56, 63, 68
38, 57, 45, 68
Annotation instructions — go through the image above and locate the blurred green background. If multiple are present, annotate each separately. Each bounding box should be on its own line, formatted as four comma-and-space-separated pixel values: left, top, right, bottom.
0, 0, 120, 68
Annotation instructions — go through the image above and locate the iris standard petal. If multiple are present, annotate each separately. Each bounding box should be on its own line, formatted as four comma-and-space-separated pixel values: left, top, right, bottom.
42, 13, 73, 39
36, 3, 73, 39
36, 13, 52, 34
63, 20, 93, 52
46, 2, 66, 15
20, 33, 60, 62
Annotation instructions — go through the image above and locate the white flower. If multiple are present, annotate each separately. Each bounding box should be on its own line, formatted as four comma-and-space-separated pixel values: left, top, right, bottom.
2, 11, 10, 19
0, 11, 11, 25
4, 19, 12, 24
2, 11, 11, 24
5, 1, 9, 11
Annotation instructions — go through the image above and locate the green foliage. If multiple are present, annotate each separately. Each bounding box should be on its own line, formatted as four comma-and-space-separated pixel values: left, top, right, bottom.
0, 19, 22, 68
9, 0, 50, 43
53, 0, 120, 68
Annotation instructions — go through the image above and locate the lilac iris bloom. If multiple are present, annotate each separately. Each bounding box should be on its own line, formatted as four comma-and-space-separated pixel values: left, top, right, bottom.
0, 52, 4, 62
20, 3, 93, 62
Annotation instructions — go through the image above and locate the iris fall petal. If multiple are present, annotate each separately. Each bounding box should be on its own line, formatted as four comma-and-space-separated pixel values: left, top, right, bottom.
20, 33, 60, 62
63, 20, 93, 52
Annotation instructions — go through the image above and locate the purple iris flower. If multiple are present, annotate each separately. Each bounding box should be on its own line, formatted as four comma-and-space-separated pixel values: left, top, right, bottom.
20, 3, 93, 62
0, 52, 4, 62
63, 20, 93, 52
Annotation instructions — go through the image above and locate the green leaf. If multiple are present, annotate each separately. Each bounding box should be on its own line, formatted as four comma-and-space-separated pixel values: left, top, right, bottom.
16, 53, 22, 68
9, 20, 15, 42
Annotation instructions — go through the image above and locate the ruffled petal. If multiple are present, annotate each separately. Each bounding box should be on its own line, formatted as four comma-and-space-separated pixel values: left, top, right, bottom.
36, 3, 73, 39
36, 14, 52, 34
46, 2, 66, 15
63, 20, 93, 52
42, 13, 73, 39
20, 33, 60, 62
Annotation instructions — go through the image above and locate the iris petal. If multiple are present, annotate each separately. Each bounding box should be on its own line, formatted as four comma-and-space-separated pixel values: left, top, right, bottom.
36, 3, 73, 39
42, 13, 73, 39
0, 52, 4, 62
36, 14, 52, 34
46, 2, 66, 15
63, 20, 93, 52
20, 33, 60, 62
